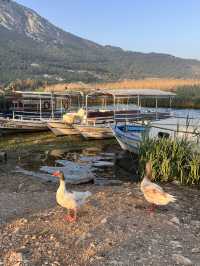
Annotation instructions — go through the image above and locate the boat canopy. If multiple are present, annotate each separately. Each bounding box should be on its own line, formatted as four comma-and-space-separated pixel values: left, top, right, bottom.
14, 90, 84, 100
86, 89, 175, 98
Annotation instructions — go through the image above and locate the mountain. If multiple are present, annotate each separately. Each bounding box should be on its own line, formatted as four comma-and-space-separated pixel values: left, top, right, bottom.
0, 0, 200, 86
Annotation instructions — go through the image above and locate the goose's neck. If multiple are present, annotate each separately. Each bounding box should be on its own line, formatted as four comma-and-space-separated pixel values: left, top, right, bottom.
59, 179, 66, 192
141, 176, 151, 185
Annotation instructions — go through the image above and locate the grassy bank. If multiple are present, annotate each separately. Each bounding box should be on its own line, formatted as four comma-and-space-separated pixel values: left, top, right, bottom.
44, 78, 200, 92
139, 137, 200, 185
173, 85, 200, 108
43, 79, 200, 109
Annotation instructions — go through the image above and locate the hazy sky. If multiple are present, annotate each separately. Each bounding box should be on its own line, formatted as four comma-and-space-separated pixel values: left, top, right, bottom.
15, 0, 200, 59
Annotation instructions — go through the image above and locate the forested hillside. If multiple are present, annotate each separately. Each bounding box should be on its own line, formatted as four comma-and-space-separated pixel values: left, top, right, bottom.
1, 0, 200, 86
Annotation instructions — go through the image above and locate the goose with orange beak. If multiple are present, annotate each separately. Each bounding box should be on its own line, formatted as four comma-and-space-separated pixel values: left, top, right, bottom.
52, 171, 92, 222
140, 161, 176, 211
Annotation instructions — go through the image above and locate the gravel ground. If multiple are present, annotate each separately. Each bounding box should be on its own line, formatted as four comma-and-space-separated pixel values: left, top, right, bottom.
1, 168, 200, 266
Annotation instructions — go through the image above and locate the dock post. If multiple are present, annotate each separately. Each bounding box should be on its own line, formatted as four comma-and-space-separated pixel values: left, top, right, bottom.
39, 97, 42, 119
60, 99, 63, 118
51, 92, 54, 119
113, 95, 116, 123
155, 97, 158, 120
85, 94, 88, 124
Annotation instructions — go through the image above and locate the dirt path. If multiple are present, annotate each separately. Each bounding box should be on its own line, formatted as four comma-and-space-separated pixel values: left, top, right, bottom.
1, 170, 200, 265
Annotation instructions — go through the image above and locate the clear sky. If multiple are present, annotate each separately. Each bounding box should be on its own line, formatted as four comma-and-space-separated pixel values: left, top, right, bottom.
15, 0, 200, 59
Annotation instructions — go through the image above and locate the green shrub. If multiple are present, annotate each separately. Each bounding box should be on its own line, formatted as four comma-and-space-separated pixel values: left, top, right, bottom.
139, 137, 200, 185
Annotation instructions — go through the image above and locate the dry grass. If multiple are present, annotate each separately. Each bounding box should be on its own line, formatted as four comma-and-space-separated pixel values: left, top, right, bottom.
96, 79, 200, 91
44, 79, 200, 92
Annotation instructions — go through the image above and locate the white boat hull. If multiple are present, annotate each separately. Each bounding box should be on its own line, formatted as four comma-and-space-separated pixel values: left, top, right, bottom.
111, 125, 143, 153
112, 117, 200, 154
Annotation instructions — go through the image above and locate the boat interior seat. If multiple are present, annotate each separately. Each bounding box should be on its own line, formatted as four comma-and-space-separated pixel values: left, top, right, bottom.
87, 116, 114, 125
87, 110, 114, 118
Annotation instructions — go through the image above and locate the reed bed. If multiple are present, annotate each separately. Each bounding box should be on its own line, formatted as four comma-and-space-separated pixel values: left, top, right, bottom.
44, 79, 200, 92
97, 79, 200, 91
139, 137, 200, 185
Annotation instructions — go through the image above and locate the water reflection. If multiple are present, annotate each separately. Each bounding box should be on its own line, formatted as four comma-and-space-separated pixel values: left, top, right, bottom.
15, 138, 137, 185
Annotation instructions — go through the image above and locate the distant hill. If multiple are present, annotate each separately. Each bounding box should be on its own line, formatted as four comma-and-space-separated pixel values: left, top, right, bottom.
1, 0, 200, 85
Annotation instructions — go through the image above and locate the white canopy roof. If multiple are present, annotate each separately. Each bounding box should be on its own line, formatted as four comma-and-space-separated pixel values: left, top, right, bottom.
87, 89, 176, 97
14, 90, 83, 99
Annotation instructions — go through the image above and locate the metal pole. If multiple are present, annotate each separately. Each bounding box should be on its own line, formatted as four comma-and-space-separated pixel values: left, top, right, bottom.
113, 95, 116, 123
85, 94, 88, 124
78, 94, 80, 109
137, 95, 140, 118
51, 93, 54, 119
60, 99, 63, 118
169, 96, 172, 116
156, 97, 158, 120
39, 97, 42, 119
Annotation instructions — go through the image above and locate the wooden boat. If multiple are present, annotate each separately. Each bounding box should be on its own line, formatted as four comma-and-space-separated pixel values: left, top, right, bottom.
47, 108, 85, 136
47, 120, 79, 136
112, 117, 200, 154
74, 124, 113, 139
111, 124, 146, 153
0, 91, 83, 135
47, 89, 174, 139
47, 108, 114, 137
0, 117, 48, 134
75, 89, 174, 140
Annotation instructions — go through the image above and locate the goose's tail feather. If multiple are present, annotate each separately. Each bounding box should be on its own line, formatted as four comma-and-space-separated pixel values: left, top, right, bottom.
166, 193, 176, 203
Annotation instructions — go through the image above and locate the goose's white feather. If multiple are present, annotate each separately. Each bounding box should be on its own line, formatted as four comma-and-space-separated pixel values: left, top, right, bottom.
56, 179, 91, 209
141, 177, 176, 205
140, 162, 176, 206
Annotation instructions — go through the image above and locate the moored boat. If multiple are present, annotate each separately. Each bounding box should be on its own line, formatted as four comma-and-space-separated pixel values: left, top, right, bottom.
0, 90, 83, 135
74, 124, 113, 139
47, 120, 79, 136
111, 124, 146, 153
76, 89, 174, 140
112, 117, 200, 154
0, 117, 48, 134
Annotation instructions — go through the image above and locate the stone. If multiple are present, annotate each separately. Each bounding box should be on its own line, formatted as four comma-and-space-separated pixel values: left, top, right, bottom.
101, 218, 107, 224
172, 254, 192, 265
18, 183, 24, 191
170, 240, 182, 249
109, 260, 123, 265
20, 218, 28, 224
13, 227, 20, 234
191, 247, 200, 253
170, 216, 180, 225
53, 243, 59, 250
4, 251, 28, 266
191, 220, 200, 227
52, 262, 60, 266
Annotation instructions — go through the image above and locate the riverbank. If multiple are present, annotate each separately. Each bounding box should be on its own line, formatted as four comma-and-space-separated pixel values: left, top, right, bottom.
1, 162, 200, 265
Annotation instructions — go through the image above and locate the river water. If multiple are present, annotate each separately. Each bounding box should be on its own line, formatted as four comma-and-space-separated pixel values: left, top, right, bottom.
2, 108, 200, 185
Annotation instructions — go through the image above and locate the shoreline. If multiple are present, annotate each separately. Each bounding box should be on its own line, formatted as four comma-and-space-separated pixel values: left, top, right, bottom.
1, 164, 200, 265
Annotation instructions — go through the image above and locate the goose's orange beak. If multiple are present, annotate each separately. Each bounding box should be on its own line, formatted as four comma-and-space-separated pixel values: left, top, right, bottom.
52, 171, 60, 177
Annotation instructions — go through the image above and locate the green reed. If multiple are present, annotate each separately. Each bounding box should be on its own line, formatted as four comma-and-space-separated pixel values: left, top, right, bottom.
139, 136, 200, 185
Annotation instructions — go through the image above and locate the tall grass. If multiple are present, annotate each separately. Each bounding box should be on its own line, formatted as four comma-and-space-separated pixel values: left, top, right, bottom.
139, 137, 200, 185
174, 85, 200, 108
44, 79, 200, 108
44, 78, 200, 92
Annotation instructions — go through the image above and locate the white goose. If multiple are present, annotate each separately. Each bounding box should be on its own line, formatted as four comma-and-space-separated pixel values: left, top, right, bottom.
52, 171, 92, 222
140, 161, 176, 211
